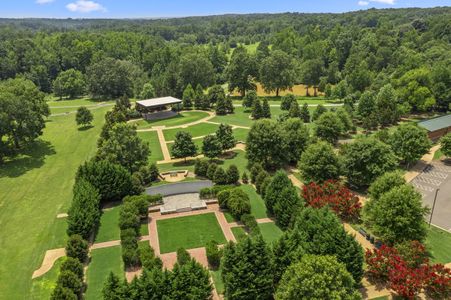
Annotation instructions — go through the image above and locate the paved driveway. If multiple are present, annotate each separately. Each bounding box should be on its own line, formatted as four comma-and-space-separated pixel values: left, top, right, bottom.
145, 180, 213, 197
411, 161, 451, 232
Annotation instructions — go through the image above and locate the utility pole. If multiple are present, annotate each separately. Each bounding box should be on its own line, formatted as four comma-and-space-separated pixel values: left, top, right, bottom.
429, 188, 440, 227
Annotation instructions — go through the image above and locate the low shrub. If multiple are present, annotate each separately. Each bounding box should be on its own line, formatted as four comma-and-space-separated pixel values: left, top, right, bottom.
213, 167, 228, 185
194, 159, 210, 177
255, 170, 270, 194
122, 246, 140, 268
206, 240, 222, 269
119, 202, 140, 233
242, 172, 249, 184
226, 165, 240, 184
65, 235, 89, 263
217, 190, 231, 208
240, 214, 261, 237
199, 185, 234, 199
123, 195, 150, 217
227, 188, 251, 219
206, 163, 218, 180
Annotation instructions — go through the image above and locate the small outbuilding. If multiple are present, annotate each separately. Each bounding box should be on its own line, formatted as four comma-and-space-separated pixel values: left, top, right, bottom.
418, 114, 451, 141
136, 96, 182, 120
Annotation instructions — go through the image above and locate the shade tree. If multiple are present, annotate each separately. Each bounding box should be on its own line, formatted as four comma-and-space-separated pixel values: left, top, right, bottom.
75, 106, 93, 127
171, 131, 197, 162
389, 124, 432, 167
298, 141, 341, 183
53, 68, 85, 99
202, 134, 222, 159
259, 50, 297, 96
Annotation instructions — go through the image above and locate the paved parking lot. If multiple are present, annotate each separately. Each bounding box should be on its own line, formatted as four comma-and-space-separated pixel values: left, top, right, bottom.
411, 161, 451, 232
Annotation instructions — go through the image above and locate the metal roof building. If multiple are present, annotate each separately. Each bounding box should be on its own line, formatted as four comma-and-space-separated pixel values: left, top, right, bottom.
136, 96, 182, 109
418, 114, 451, 140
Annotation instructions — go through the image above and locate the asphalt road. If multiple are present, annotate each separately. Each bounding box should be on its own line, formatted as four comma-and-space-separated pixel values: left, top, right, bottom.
411, 161, 451, 232
145, 180, 213, 197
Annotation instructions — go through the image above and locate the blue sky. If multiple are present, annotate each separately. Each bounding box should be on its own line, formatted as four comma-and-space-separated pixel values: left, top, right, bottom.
1, 0, 450, 18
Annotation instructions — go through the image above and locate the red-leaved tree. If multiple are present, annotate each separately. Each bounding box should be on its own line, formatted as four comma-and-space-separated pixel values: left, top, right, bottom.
365, 242, 451, 299
302, 180, 361, 221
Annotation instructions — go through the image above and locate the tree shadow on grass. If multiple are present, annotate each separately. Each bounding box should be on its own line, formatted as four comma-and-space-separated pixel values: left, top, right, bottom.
0, 140, 56, 178
77, 125, 94, 131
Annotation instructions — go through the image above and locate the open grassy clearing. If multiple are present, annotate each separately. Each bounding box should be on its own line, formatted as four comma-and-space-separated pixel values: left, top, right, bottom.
134, 111, 209, 129
46, 97, 109, 107
157, 213, 227, 254
232, 128, 249, 142
30, 256, 64, 299
0, 106, 110, 299
85, 246, 124, 300
137, 131, 164, 163
231, 83, 325, 97
425, 225, 451, 264
258, 222, 283, 244
231, 226, 247, 241
163, 122, 219, 141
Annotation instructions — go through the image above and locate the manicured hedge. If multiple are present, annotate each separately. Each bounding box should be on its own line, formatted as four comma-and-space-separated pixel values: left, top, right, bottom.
199, 185, 234, 199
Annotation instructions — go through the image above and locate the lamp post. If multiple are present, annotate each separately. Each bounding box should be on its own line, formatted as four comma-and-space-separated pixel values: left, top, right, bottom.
428, 188, 440, 227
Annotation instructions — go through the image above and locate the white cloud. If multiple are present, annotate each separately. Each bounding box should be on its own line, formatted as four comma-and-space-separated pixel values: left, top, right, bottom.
66, 0, 106, 13
358, 1, 369, 5
371, 0, 395, 3
36, 0, 55, 4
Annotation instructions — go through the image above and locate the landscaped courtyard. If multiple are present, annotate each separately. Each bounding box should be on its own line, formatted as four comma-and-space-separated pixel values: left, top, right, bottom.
157, 213, 227, 253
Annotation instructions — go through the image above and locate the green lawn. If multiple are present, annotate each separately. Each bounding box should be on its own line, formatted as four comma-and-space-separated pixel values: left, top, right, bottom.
240, 185, 268, 219
425, 225, 451, 264
211, 106, 254, 127
433, 149, 443, 160
231, 226, 247, 242
233, 128, 249, 143
134, 111, 209, 129
30, 256, 64, 299
95, 205, 149, 243
224, 211, 237, 223
137, 131, 164, 163
210, 269, 225, 294
47, 97, 108, 107
157, 213, 227, 254
85, 246, 124, 300
158, 150, 248, 174
163, 122, 219, 141
0, 106, 110, 299
258, 222, 283, 244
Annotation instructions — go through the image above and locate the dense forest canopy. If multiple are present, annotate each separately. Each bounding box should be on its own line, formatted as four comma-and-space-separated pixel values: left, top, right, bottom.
0, 7, 450, 106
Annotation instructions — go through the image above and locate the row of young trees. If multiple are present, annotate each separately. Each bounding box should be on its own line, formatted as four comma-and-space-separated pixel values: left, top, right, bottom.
171, 123, 237, 161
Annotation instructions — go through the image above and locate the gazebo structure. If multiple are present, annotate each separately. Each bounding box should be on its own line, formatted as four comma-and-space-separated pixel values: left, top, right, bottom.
136, 96, 183, 120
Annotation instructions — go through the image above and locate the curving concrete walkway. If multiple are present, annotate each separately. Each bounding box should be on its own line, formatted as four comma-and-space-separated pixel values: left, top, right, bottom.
136, 110, 216, 132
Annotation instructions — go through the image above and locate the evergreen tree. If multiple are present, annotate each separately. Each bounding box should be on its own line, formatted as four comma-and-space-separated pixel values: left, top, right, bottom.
75, 106, 93, 127
202, 135, 222, 159
213, 167, 228, 185
171, 259, 212, 300
216, 123, 236, 152
182, 84, 195, 109
300, 103, 310, 123
255, 170, 270, 194
273, 186, 302, 229
171, 131, 197, 162
250, 163, 264, 184
262, 98, 271, 118
281, 94, 296, 110
225, 96, 234, 114
65, 235, 89, 263
206, 163, 218, 180
222, 236, 274, 299
226, 165, 240, 184
241, 172, 249, 184
194, 84, 205, 110
312, 104, 327, 121
215, 97, 228, 115
102, 272, 124, 300
281, 118, 310, 164
252, 98, 263, 119
243, 90, 257, 110
263, 170, 293, 215
288, 101, 301, 118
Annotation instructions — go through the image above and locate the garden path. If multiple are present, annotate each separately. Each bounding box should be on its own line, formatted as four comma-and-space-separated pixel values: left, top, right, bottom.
135, 110, 215, 132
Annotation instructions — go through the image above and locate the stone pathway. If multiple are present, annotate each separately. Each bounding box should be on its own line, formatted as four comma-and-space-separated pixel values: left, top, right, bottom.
404, 145, 441, 183
49, 102, 114, 117
155, 127, 172, 161
32, 248, 66, 279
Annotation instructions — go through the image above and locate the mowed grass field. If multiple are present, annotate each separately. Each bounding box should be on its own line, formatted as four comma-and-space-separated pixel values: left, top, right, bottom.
137, 131, 164, 163
0, 106, 110, 299
85, 246, 124, 300
157, 213, 227, 253
231, 82, 325, 97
